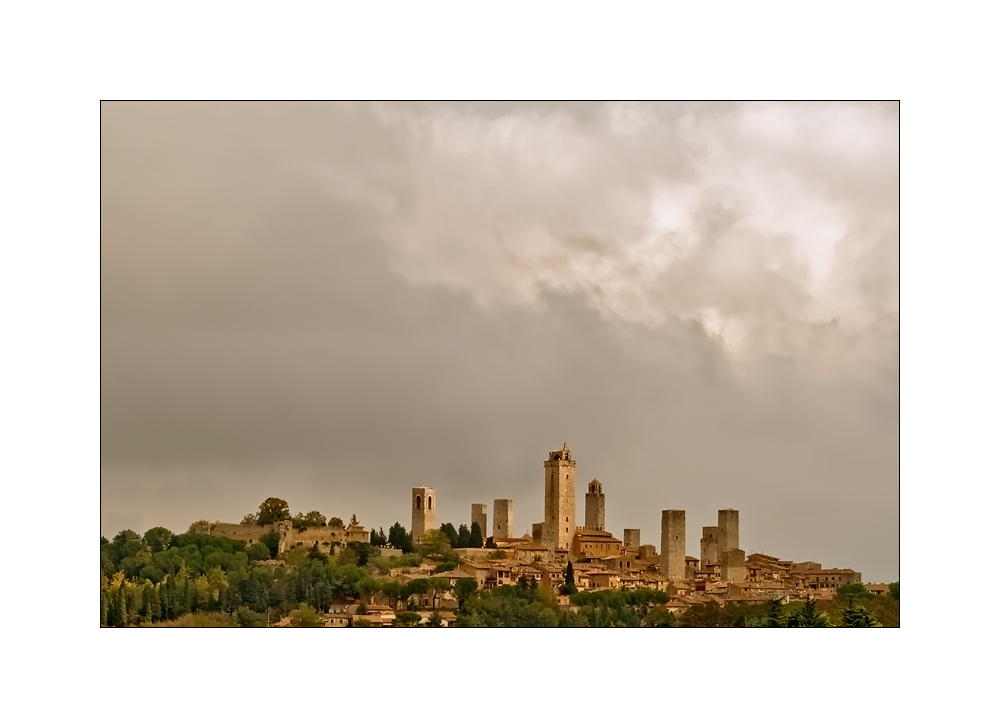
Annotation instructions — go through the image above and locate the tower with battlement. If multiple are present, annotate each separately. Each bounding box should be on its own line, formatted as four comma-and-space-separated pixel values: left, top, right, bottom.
543, 443, 576, 551
585, 479, 605, 531
411, 487, 436, 542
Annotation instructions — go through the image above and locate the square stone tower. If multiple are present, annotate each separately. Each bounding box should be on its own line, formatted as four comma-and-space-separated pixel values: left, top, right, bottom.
700, 526, 720, 566
660, 510, 686, 581
493, 499, 513, 540
411, 487, 436, 542
471, 503, 488, 540
718, 509, 740, 554
543, 443, 576, 551
584, 478, 606, 531
623, 528, 640, 550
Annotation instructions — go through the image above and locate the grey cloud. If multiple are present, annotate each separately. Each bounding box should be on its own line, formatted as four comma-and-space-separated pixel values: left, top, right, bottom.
101, 102, 898, 581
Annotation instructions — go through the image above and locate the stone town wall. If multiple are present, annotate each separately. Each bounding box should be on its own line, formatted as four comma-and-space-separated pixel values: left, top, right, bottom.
202, 522, 280, 545
660, 510, 686, 581
281, 526, 349, 554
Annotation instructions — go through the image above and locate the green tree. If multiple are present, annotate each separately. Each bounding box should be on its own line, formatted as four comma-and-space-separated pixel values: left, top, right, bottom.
370, 527, 388, 547
836, 582, 871, 600
353, 618, 375, 627
346, 541, 372, 567
387, 522, 414, 553
454, 578, 478, 608
765, 598, 785, 627
328, 516, 345, 529
290, 602, 324, 627
469, 522, 484, 548
143, 527, 174, 554
787, 596, 829, 627
561, 561, 578, 595
643, 606, 677, 627
393, 611, 422, 627
247, 542, 271, 561
259, 530, 281, 558
841, 596, 882, 627
256, 498, 291, 526
889, 582, 899, 600
426, 611, 445, 627
457, 524, 471, 548
240, 513, 257, 525
350, 514, 359, 526
420, 529, 452, 558
439, 523, 460, 548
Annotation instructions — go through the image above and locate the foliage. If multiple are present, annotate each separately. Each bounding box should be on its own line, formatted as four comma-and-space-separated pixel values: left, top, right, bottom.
560, 561, 578, 595
419, 529, 453, 558
786, 596, 830, 627
292, 510, 327, 528
439, 523, 460, 548
346, 541, 373, 567
256, 498, 291, 526
643, 606, 677, 627
456, 584, 559, 627
240, 513, 257, 525
353, 618, 375, 627
393, 611, 422, 627
328, 516, 345, 529
370, 527, 388, 547
259, 530, 280, 559
890, 581, 899, 600
469, 522, 484, 548
487, 550, 506, 560
841, 596, 883, 627
836, 582, 872, 600
290, 602, 325, 627
453, 578, 479, 608
143, 527, 174, 554
232, 607, 268, 627
457, 524, 471, 548
387, 522, 414, 553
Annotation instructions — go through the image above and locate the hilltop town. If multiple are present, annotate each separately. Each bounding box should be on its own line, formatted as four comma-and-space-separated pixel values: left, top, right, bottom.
125, 442, 896, 628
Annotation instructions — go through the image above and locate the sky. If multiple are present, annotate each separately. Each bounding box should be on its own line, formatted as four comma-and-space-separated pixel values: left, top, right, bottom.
101, 101, 899, 581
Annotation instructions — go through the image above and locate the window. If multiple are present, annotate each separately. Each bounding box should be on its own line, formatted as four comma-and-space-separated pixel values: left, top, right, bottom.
428, 496, 432, 509
416, 495, 422, 509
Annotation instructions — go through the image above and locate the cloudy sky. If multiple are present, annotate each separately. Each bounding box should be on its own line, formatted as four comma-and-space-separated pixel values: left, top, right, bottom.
101, 101, 898, 581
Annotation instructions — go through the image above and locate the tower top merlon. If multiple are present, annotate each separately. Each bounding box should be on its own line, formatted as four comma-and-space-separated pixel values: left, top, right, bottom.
547, 443, 574, 462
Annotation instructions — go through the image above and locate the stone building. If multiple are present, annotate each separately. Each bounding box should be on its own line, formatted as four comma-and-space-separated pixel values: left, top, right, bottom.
543, 443, 576, 551
700, 526, 719, 566
471, 503, 488, 540
411, 486, 436, 542
571, 527, 622, 560
493, 499, 514, 540
623, 528, 640, 550
660, 510, 686, 581
718, 509, 740, 555
584, 479, 606, 531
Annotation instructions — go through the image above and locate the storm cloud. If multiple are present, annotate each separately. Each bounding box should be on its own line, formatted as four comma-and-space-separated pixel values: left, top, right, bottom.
101, 101, 899, 581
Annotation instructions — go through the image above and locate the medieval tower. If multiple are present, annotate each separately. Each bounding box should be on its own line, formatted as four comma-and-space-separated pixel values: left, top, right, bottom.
623, 528, 640, 550
660, 510, 686, 580
718, 509, 740, 555
493, 499, 514, 540
411, 486, 436, 542
584, 478, 606, 531
543, 443, 576, 551
471, 503, 488, 541
700, 526, 720, 566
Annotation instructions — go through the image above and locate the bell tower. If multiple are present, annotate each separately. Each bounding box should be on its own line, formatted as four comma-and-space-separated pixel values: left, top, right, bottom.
543, 443, 576, 551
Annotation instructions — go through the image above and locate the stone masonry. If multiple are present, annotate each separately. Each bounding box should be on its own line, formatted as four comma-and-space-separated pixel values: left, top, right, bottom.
700, 526, 720, 566
543, 443, 576, 551
471, 503, 488, 540
623, 528, 640, 550
493, 499, 514, 540
585, 478, 606, 531
660, 510, 686, 581
411, 486, 436, 542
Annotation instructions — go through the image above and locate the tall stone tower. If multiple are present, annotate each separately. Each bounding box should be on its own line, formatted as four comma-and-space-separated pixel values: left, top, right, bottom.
718, 509, 740, 554
543, 443, 576, 551
584, 478, 605, 531
411, 486, 436, 542
623, 528, 640, 550
471, 503, 488, 541
660, 510, 686, 581
493, 499, 513, 540
700, 526, 720, 566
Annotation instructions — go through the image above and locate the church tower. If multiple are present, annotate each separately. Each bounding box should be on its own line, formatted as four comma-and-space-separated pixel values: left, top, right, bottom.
543, 443, 576, 551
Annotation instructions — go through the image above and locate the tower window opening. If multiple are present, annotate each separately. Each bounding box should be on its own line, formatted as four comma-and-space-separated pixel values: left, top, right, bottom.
428, 497, 432, 509
416, 495, 422, 509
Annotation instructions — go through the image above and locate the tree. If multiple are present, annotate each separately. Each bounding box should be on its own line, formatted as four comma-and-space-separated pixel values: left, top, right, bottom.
387, 522, 414, 553
392, 611, 422, 628
787, 596, 829, 627
426, 611, 445, 627
370, 527, 388, 547
889, 581, 900, 600
439, 523, 460, 548
256, 498, 291, 526
457, 524, 471, 548
454, 578, 478, 608
328, 516, 345, 529
247, 542, 271, 561
561, 561, 578, 595
842, 596, 882, 627
420, 529, 452, 558
836, 582, 871, 600
469, 522, 484, 548
346, 541, 372, 567
259, 530, 280, 558
350, 514, 359, 526
643, 607, 677, 628
290, 603, 324, 627
143, 527, 174, 554
765, 598, 785, 627
240, 513, 257, 525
